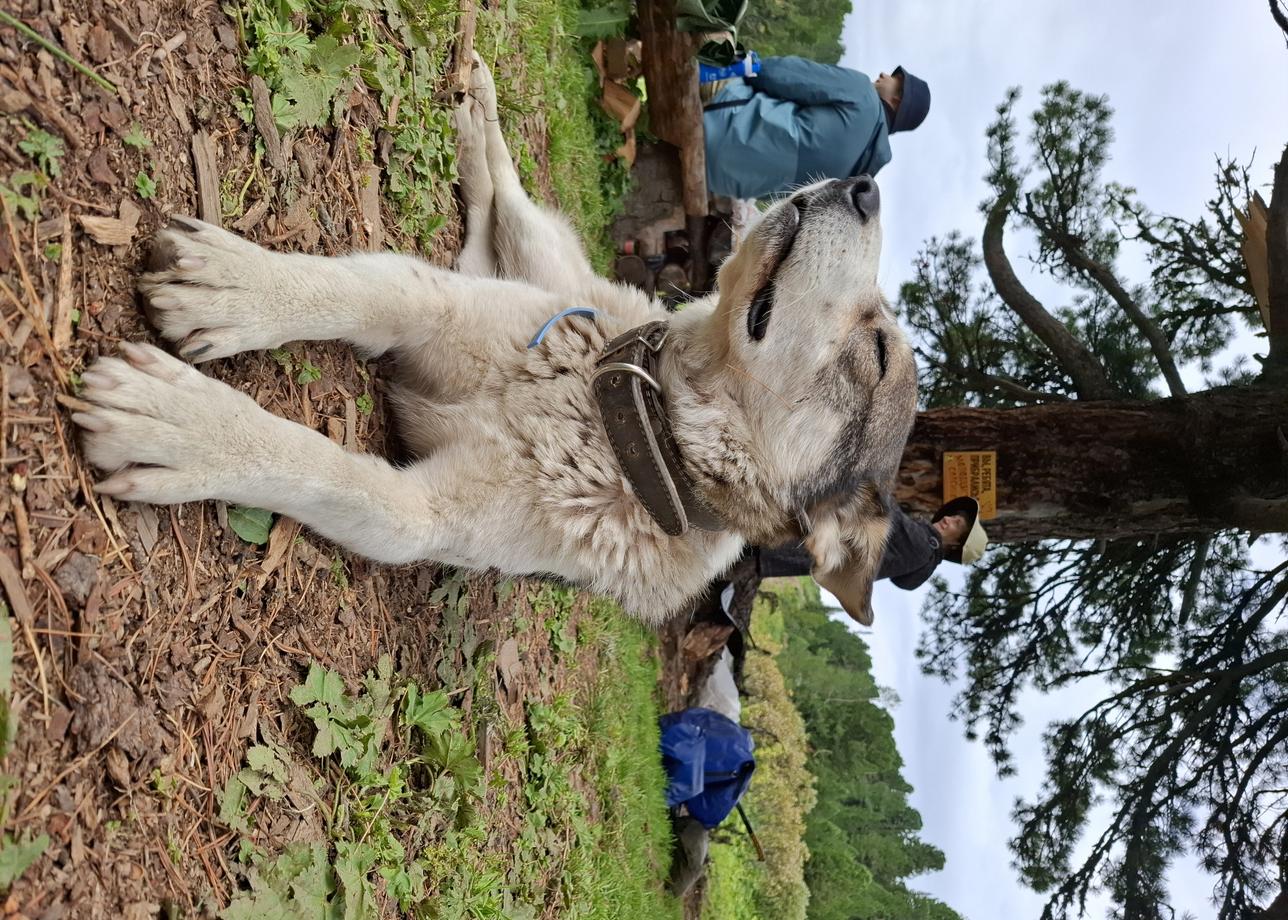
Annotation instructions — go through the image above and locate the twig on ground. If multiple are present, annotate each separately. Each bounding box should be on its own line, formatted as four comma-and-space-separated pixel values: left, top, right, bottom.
17, 711, 138, 820
52, 213, 74, 350
0, 11, 119, 94
167, 506, 197, 612
0, 552, 49, 720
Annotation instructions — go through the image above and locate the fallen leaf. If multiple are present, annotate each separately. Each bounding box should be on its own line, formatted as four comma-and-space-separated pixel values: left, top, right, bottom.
86, 147, 116, 185
495, 637, 522, 705
105, 747, 131, 789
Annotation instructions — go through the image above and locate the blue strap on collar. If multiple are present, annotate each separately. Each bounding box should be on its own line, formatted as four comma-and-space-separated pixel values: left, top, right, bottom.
528, 306, 599, 348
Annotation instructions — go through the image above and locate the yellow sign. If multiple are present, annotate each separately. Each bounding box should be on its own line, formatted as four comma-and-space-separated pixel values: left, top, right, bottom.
943, 451, 997, 520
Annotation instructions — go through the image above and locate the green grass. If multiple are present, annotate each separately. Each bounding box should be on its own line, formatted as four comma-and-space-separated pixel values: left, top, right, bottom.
579, 598, 682, 919
214, 2, 654, 912
702, 834, 762, 920
214, 587, 679, 919
474, 0, 634, 273
227, 0, 631, 266
228, 0, 460, 249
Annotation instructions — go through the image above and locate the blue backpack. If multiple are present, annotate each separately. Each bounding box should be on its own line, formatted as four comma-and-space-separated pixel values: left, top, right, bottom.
659, 707, 756, 829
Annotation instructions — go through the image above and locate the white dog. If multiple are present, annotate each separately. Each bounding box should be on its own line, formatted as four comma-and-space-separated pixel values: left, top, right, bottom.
73, 59, 917, 623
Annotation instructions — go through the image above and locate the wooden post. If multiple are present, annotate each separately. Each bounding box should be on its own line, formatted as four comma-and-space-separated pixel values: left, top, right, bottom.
637, 0, 709, 219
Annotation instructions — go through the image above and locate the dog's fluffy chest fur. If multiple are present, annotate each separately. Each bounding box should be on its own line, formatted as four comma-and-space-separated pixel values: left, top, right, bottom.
437, 313, 745, 621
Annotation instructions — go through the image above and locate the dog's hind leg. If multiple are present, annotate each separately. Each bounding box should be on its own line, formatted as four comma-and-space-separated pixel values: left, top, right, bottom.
139, 216, 563, 363
452, 91, 498, 279
466, 56, 599, 296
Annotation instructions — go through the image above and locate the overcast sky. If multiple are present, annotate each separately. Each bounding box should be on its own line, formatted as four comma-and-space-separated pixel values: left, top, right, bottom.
824, 3, 1288, 919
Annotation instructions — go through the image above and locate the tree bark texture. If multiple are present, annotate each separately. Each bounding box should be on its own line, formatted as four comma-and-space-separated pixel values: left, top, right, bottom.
1266, 142, 1288, 370
892, 384, 1288, 542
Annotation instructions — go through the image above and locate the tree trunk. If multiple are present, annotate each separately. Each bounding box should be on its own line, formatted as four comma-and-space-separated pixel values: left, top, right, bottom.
637, 0, 709, 217
892, 383, 1288, 542
1266, 142, 1288, 371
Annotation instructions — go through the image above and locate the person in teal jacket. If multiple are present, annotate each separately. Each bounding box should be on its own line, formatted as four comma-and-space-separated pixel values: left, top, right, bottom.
703, 57, 931, 200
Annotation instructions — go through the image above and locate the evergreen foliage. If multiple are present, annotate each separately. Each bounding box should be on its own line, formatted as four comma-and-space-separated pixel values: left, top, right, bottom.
774, 581, 963, 920
898, 72, 1288, 918
738, 0, 852, 64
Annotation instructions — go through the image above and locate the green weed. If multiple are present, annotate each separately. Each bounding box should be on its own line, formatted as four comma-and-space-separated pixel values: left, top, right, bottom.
134, 171, 157, 199
223, 657, 493, 917
122, 123, 152, 149
0, 171, 44, 222
295, 358, 322, 385
229, 0, 459, 249
18, 128, 63, 178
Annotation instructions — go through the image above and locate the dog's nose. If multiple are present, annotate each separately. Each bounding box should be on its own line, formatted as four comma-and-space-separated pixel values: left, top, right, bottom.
850, 176, 880, 218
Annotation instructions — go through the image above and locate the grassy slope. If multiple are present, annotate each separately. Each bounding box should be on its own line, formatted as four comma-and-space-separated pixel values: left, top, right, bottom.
700, 587, 808, 917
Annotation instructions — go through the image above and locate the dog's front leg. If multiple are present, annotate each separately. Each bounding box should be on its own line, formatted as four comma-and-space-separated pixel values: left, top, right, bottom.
74, 343, 449, 563
139, 217, 561, 363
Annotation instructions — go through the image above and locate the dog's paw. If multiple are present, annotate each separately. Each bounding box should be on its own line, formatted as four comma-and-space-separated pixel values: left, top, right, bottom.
454, 94, 492, 192
138, 216, 295, 361
467, 52, 498, 121
74, 342, 277, 504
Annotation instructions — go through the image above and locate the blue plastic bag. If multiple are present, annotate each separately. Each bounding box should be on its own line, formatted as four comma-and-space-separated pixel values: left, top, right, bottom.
659, 707, 756, 829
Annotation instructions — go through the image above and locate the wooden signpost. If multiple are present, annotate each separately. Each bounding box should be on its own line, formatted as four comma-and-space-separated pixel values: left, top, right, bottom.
943, 451, 998, 520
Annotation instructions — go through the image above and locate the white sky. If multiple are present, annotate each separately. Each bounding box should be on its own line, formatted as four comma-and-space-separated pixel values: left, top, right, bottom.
824, 2, 1288, 918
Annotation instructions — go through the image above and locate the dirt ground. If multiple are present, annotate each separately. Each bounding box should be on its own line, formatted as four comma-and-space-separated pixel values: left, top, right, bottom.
0, 1, 708, 917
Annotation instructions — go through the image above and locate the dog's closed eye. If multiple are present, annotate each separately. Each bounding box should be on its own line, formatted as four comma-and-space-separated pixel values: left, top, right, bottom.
746, 203, 802, 342
748, 282, 775, 341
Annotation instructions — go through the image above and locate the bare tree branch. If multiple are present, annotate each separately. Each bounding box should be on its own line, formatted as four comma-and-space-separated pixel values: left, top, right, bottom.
1044, 224, 1189, 396
1178, 535, 1211, 627
982, 192, 1120, 400
1271, 0, 1288, 45
1266, 142, 1288, 371
922, 355, 1064, 404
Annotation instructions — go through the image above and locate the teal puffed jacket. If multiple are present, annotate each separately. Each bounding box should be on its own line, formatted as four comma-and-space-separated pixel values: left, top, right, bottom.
703, 55, 893, 200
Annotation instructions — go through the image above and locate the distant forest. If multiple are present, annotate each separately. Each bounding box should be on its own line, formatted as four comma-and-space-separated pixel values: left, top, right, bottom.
776, 581, 960, 920
705, 580, 960, 920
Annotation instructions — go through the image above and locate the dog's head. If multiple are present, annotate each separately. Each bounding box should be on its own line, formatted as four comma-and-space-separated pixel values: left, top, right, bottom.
697, 177, 918, 622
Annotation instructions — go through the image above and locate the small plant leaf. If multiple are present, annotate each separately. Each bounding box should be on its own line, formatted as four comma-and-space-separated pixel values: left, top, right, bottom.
228, 506, 274, 544
0, 833, 48, 889
403, 683, 456, 740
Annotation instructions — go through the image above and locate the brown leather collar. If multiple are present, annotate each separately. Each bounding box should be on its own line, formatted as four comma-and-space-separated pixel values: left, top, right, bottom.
593, 321, 726, 536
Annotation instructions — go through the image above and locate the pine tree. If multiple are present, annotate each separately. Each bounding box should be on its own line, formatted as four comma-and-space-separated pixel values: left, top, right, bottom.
891, 12, 1288, 915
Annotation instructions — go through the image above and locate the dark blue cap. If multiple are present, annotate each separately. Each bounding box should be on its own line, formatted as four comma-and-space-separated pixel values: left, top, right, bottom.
891, 66, 930, 134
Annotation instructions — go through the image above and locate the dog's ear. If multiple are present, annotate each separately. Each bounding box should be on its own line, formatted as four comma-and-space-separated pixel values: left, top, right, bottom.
801, 489, 890, 627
